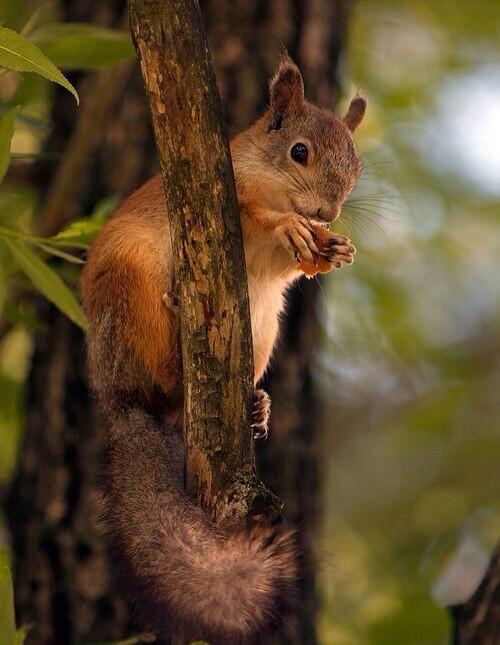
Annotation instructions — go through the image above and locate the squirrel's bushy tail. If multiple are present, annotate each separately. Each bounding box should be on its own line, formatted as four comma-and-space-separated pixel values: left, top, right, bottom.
103, 407, 296, 643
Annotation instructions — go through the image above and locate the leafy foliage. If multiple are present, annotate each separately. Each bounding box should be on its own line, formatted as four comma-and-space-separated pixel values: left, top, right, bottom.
3, 238, 86, 329
0, 564, 16, 645
0, 8, 129, 334
0, 3, 135, 638
0, 562, 29, 645
0, 107, 18, 184
0, 26, 78, 102
32, 23, 135, 70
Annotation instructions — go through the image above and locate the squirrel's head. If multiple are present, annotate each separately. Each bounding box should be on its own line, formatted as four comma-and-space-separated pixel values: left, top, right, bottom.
254, 55, 366, 223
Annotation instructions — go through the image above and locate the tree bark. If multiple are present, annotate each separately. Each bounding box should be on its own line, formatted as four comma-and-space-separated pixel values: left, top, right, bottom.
451, 548, 500, 645
128, 0, 279, 522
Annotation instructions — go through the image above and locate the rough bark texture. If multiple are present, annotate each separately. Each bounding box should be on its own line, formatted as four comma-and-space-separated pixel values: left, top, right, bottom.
128, 0, 279, 521
451, 548, 500, 645
6, 3, 157, 643
6, 0, 350, 642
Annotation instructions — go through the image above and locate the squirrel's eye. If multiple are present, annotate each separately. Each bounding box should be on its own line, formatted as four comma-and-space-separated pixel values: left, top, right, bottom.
290, 142, 308, 164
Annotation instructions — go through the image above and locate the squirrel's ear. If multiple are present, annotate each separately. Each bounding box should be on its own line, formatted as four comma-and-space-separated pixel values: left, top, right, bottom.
343, 93, 367, 132
268, 55, 305, 130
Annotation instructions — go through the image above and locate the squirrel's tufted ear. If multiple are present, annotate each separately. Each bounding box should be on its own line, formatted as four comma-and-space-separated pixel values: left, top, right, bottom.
343, 93, 367, 132
268, 55, 305, 130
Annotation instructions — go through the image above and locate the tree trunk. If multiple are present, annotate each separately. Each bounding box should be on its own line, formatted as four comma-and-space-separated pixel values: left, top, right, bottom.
7, 0, 351, 642
128, 0, 279, 522
451, 548, 500, 645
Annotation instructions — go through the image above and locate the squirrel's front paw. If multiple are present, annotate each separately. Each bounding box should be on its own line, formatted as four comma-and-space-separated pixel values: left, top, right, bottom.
273, 213, 319, 265
298, 226, 356, 276
252, 388, 271, 440
318, 232, 356, 268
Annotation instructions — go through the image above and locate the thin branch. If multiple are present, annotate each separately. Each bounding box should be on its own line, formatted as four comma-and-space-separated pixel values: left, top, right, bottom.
128, 0, 281, 520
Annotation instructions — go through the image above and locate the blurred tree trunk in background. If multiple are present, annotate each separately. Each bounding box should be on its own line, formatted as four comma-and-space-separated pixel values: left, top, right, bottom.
451, 548, 500, 645
7, 0, 350, 642
6, 1, 157, 642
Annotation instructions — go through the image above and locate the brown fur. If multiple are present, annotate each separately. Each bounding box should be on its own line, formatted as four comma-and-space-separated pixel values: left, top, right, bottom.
81, 56, 366, 640
105, 408, 296, 643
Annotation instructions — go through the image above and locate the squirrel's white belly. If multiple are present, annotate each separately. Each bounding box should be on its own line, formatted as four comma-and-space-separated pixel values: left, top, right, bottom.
247, 274, 283, 381
244, 234, 302, 381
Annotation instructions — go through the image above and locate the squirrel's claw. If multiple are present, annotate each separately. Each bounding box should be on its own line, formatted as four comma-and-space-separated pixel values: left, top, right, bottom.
274, 213, 320, 265
162, 290, 180, 313
319, 235, 356, 267
252, 388, 271, 440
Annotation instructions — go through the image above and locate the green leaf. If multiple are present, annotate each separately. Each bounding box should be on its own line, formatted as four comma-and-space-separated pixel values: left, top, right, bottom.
14, 625, 31, 645
0, 106, 19, 185
0, 566, 16, 645
0, 225, 84, 261
0, 26, 78, 103
46, 196, 115, 248
30, 240, 84, 264
49, 219, 104, 248
4, 238, 86, 330
32, 23, 135, 70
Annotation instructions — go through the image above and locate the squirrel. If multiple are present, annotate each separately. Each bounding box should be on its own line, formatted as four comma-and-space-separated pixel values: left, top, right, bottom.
81, 55, 366, 643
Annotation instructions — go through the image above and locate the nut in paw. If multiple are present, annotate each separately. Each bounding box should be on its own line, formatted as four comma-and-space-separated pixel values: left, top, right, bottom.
298, 224, 356, 276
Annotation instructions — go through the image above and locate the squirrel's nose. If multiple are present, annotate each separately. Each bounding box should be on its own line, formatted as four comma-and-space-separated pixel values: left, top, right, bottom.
331, 204, 341, 221
318, 205, 341, 222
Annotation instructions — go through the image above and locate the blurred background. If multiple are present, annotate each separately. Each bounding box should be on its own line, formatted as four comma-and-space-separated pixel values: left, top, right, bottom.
319, 1, 500, 643
0, 0, 498, 643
